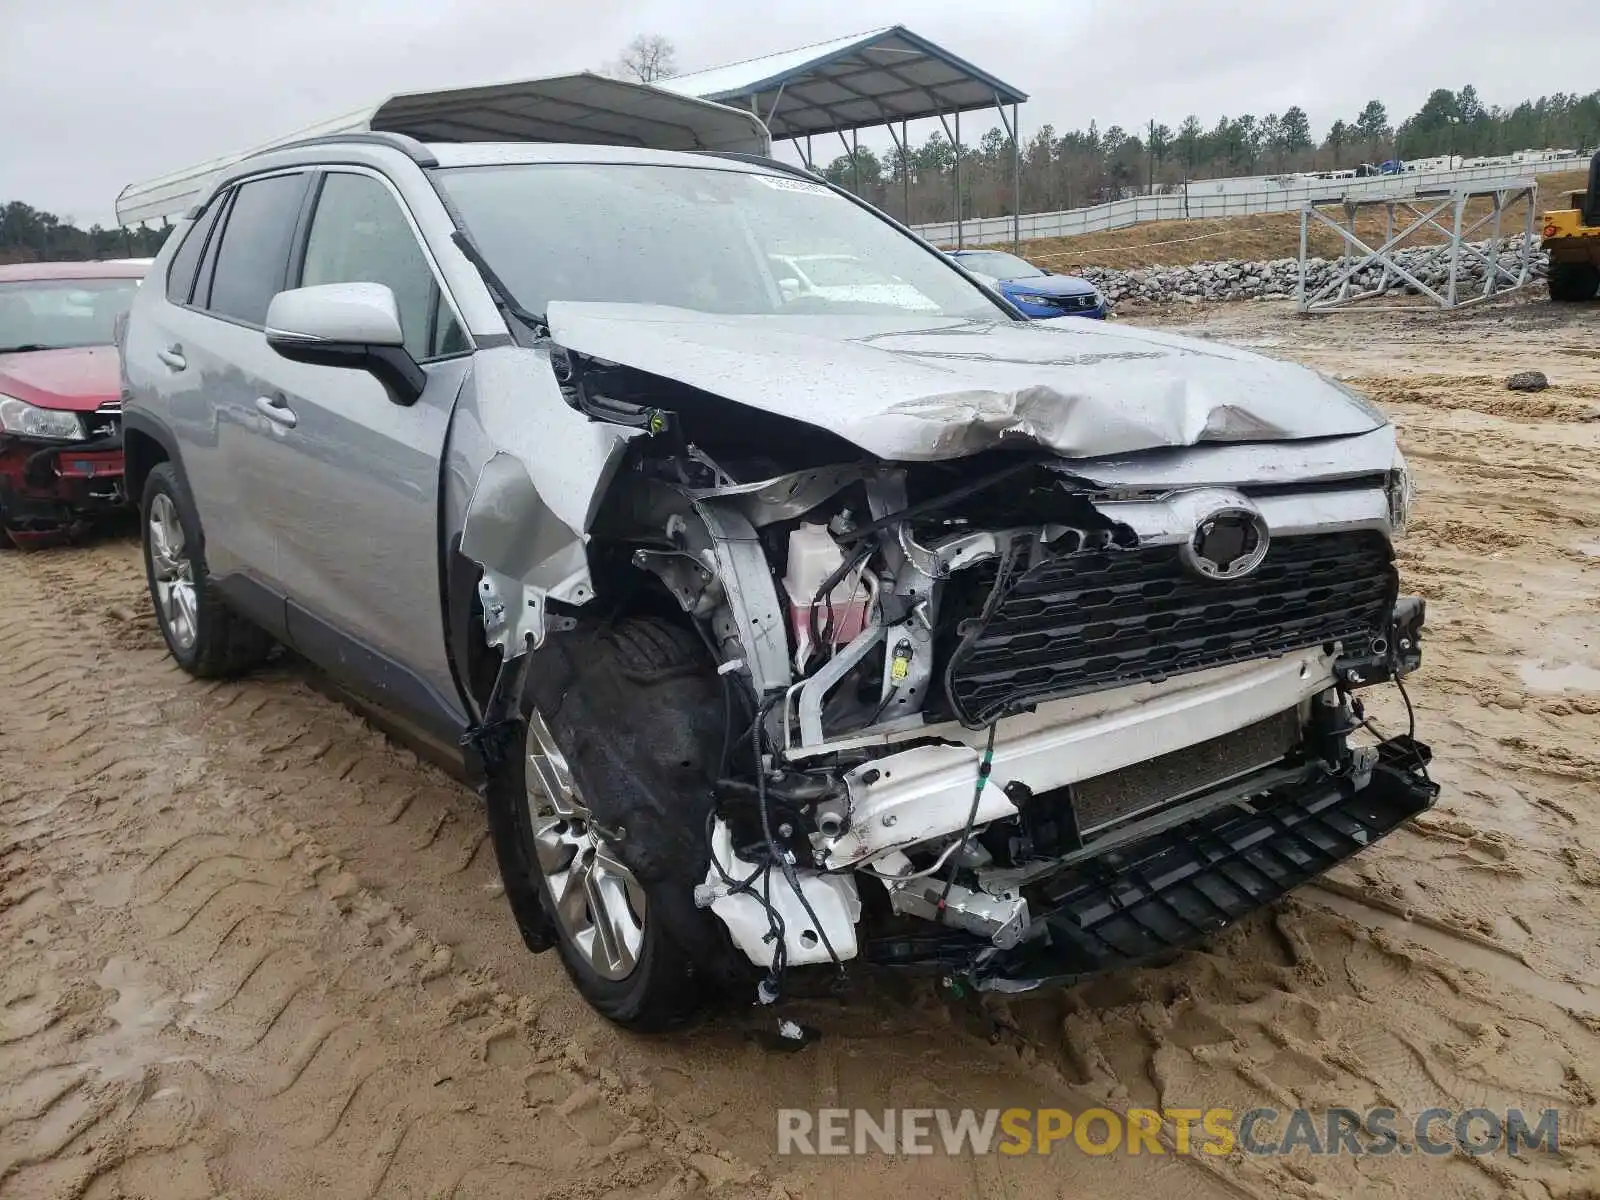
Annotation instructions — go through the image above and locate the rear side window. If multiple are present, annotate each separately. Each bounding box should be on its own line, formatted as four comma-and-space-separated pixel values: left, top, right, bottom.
164, 198, 224, 304
193, 190, 234, 310
206, 173, 309, 325
299, 172, 465, 360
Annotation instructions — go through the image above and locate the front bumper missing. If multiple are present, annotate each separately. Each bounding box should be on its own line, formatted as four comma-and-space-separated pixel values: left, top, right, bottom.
865, 736, 1437, 990
818, 646, 1338, 869
0, 434, 126, 534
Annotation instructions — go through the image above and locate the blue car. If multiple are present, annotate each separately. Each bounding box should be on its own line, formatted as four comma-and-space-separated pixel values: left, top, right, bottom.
948, 250, 1107, 319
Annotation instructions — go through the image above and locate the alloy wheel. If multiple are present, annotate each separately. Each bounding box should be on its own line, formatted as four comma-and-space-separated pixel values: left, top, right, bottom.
525, 710, 647, 980
148, 493, 198, 653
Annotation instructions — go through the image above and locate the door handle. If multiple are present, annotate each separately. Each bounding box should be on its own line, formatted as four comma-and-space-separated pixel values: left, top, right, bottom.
255, 394, 297, 428
157, 344, 186, 371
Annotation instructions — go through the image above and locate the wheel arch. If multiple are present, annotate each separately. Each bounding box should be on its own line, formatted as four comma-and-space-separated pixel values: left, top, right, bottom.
121, 410, 187, 506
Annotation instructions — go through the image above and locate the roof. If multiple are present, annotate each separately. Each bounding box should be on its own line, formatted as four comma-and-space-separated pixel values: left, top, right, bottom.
0, 260, 150, 282
659, 25, 1028, 140
372, 74, 770, 152
425, 142, 788, 171
115, 72, 771, 226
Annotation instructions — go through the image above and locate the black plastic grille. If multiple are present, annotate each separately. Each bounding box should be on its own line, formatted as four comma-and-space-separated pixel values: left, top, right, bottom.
1033, 292, 1099, 312
981, 741, 1436, 986
943, 531, 1396, 726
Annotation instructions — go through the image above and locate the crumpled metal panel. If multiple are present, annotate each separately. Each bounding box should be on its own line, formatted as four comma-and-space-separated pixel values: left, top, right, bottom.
454, 348, 633, 654
460, 452, 595, 652
544, 304, 1386, 462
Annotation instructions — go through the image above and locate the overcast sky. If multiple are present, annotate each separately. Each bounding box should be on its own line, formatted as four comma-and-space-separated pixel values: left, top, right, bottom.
3, 0, 1593, 226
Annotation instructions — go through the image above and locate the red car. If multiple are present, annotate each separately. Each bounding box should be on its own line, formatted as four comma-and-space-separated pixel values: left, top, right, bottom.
0, 260, 146, 547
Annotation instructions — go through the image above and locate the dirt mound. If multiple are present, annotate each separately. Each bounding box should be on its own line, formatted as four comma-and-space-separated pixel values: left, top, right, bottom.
1354, 373, 1600, 423
1001, 167, 1589, 272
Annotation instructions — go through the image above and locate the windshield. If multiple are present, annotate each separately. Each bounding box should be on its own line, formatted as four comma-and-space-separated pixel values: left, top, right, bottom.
954, 251, 1045, 280
436, 163, 1005, 320
786, 256, 896, 287
0, 278, 140, 353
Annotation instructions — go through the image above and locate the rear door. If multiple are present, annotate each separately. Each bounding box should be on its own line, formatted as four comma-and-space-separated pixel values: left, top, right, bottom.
251, 168, 471, 736
137, 171, 312, 618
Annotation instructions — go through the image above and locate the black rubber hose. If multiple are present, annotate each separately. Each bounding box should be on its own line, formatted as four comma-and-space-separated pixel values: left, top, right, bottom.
806, 542, 872, 673
937, 721, 998, 915
704, 809, 787, 986
750, 695, 847, 982
834, 459, 1043, 545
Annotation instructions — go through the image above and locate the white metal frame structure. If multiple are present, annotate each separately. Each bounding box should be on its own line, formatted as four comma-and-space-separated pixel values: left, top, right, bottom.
661, 26, 1029, 249
115, 73, 772, 226
1296, 179, 1539, 313
910, 162, 1558, 247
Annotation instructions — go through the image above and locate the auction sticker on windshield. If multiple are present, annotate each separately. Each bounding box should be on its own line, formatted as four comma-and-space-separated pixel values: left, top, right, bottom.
754, 176, 832, 195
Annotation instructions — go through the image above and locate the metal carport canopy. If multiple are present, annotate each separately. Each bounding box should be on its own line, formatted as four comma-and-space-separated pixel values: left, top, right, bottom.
659, 25, 1030, 246
115, 73, 771, 226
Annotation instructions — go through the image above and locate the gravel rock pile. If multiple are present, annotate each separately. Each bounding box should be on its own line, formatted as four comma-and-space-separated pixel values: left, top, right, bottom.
1078, 241, 1550, 308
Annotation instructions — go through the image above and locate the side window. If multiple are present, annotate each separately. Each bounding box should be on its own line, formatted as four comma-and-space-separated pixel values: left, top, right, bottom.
164, 197, 224, 304
192, 189, 234, 310
206, 173, 308, 325
431, 289, 469, 357
299, 172, 465, 361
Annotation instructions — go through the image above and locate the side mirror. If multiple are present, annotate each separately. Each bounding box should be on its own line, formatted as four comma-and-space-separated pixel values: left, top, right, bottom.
777, 277, 803, 301
265, 283, 425, 406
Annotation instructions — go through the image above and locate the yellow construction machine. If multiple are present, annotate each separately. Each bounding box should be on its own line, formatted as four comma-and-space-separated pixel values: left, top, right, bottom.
1544, 150, 1600, 301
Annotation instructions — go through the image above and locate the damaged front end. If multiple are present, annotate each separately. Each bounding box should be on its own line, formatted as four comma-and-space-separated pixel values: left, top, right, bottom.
0, 400, 126, 545
454, 334, 1435, 1000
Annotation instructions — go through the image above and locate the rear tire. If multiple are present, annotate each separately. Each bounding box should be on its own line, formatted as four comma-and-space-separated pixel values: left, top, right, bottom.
485, 618, 730, 1031
1548, 261, 1600, 302
140, 462, 274, 678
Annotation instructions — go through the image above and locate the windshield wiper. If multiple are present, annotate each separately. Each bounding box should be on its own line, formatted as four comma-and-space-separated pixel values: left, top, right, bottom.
449, 231, 549, 340
0, 344, 52, 354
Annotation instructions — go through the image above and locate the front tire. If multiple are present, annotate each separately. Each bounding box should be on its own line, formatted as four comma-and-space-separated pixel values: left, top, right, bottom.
1548, 260, 1600, 302
485, 618, 730, 1030
140, 462, 273, 677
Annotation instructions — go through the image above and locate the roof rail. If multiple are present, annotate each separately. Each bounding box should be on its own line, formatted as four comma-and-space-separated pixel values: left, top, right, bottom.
700, 151, 822, 180
256, 130, 439, 167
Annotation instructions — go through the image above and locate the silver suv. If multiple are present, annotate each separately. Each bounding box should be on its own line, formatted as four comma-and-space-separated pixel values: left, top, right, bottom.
121, 132, 1436, 1030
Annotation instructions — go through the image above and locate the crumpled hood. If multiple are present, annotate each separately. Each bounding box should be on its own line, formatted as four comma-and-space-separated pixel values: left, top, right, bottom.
544, 304, 1385, 461
0, 346, 121, 413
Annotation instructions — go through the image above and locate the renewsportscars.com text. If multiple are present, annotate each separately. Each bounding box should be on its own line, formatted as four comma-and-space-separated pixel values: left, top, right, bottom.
776, 1106, 1569, 1157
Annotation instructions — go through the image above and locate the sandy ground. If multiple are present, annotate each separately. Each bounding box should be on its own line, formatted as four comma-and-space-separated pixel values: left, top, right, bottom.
3, 296, 1599, 1199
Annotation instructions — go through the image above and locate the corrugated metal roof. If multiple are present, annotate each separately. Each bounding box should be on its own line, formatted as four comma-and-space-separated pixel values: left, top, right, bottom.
115, 73, 771, 226
660, 25, 1028, 140
371, 74, 770, 154
657, 29, 898, 103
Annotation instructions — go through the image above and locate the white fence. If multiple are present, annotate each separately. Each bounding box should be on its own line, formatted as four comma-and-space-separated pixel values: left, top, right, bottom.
910, 163, 1552, 248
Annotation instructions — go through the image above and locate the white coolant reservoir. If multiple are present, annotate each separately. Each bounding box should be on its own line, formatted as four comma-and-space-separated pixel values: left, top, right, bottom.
784, 522, 868, 671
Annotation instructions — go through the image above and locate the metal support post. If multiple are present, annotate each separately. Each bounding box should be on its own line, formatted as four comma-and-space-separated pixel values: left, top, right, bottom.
1446, 192, 1465, 307
903, 119, 910, 225
954, 109, 963, 248
1296, 206, 1309, 308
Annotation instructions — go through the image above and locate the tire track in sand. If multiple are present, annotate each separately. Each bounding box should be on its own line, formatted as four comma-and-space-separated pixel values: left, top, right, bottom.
0, 550, 763, 1200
